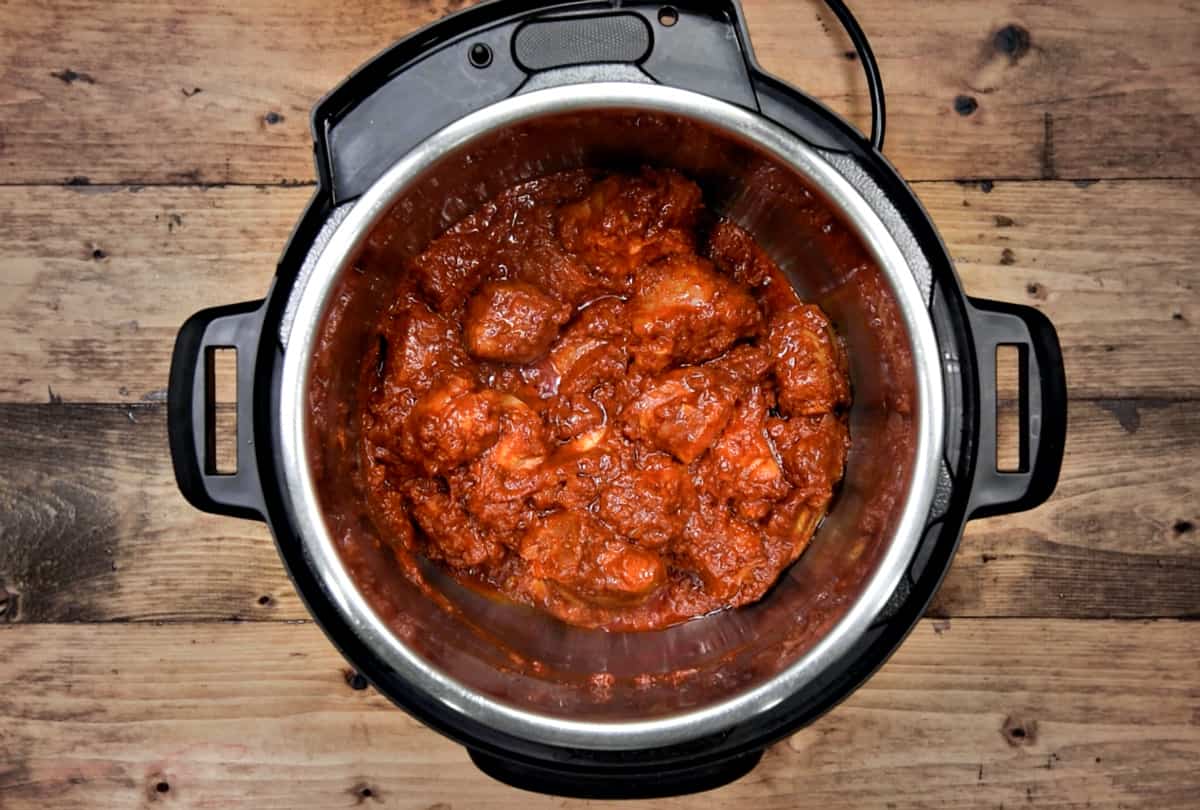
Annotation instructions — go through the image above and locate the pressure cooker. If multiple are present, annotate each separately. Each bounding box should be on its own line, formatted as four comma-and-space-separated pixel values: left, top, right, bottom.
168, 0, 1067, 797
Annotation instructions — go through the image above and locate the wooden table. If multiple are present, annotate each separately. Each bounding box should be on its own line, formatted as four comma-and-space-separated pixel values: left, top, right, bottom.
2, 1, 1197, 806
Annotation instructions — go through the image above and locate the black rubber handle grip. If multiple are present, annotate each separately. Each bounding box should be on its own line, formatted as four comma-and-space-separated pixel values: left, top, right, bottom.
966, 297, 1068, 518
167, 300, 268, 521
468, 748, 764, 799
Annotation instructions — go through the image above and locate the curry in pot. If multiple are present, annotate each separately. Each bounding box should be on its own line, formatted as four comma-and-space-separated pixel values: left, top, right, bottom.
355, 168, 850, 630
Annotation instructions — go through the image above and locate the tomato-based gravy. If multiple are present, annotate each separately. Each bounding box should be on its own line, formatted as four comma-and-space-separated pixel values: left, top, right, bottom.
349, 168, 851, 630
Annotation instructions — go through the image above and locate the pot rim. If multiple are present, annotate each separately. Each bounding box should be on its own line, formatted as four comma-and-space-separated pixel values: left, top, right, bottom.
278, 82, 945, 750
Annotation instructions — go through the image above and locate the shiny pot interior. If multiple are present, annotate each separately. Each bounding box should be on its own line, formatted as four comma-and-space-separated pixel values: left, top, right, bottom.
280, 84, 943, 749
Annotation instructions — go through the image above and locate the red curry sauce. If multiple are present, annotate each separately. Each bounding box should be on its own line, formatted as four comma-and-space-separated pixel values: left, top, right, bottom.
357, 168, 850, 630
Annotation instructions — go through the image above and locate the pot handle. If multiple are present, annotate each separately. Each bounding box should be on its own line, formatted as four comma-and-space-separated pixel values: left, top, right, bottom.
468, 748, 764, 799
965, 297, 1068, 518
167, 299, 268, 521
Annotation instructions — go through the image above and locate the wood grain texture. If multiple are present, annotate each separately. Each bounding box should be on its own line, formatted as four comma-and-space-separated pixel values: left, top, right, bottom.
1, 619, 1197, 808
931, 398, 1200, 618
0, 404, 289, 624
1, 180, 1195, 404
0, 184, 298, 405
0, 0, 1196, 186
919, 179, 1199, 401
1, 0, 1197, 805
1, 399, 1196, 623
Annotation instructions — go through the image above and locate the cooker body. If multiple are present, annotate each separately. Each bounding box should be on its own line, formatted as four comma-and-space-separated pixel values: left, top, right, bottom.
166, 0, 1066, 798
286, 85, 943, 737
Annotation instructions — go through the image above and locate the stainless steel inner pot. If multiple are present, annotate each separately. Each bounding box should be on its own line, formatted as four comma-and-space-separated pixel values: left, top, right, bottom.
278, 83, 944, 750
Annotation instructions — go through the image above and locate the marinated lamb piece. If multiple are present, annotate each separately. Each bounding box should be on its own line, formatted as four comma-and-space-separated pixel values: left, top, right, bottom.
378, 294, 469, 398
557, 168, 702, 276
628, 253, 762, 371
463, 280, 571, 364
706, 220, 778, 288
680, 504, 769, 603
517, 512, 667, 606
596, 461, 697, 551
767, 412, 850, 504
696, 385, 792, 522
621, 367, 736, 464
767, 303, 851, 416
354, 168, 851, 629
403, 376, 501, 475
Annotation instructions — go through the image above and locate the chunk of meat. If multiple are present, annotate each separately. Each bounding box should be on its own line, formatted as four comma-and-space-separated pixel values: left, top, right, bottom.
622, 367, 735, 463
549, 297, 633, 379
767, 304, 850, 415
406, 479, 505, 568
767, 413, 849, 504
696, 385, 791, 521
707, 220, 779, 288
513, 243, 606, 306
543, 299, 638, 441
405, 209, 496, 314
518, 512, 666, 605
488, 395, 549, 474
586, 537, 668, 605
531, 430, 628, 515
545, 341, 627, 442
704, 343, 773, 386
450, 461, 540, 538
763, 491, 825, 565
447, 396, 550, 537
463, 280, 572, 363
597, 461, 697, 550
406, 171, 598, 313
570, 297, 631, 341
680, 506, 768, 603
546, 298, 630, 379
558, 168, 702, 274
378, 296, 470, 398
363, 297, 472, 459
404, 376, 501, 475
629, 254, 762, 371
548, 332, 604, 383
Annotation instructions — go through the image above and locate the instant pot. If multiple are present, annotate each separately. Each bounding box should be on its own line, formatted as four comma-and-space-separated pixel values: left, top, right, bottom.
168, 0, 1067, 797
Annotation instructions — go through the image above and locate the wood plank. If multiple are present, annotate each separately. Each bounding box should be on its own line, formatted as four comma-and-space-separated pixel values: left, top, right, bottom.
1, 399, 1196, 623
0, 0, 1196, 185
1, 180, 1195, 405
0, 403, 290, 624
0, 185, 305, 404
1, 619, 1197, 808
933, 397, 1200, 618
917, 179, 1200, 401
747, 0, 1200, 182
